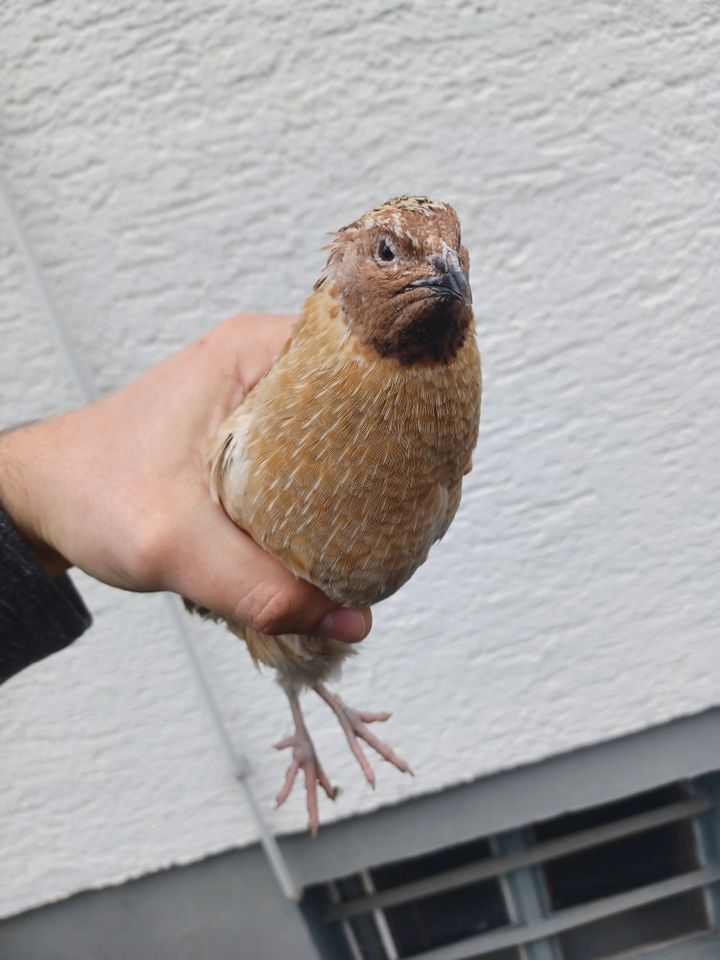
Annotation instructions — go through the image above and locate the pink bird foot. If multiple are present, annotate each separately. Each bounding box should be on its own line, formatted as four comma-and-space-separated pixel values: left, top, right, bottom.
313, 682, 413, 788
275, 688, 337, 836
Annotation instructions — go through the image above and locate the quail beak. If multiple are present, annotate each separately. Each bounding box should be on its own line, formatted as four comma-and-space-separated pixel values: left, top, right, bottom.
407, 245, 472, 306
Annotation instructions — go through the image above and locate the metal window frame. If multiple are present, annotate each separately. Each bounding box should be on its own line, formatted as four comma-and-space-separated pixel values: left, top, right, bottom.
325, 795, 714, 922
320, 779, 720, 960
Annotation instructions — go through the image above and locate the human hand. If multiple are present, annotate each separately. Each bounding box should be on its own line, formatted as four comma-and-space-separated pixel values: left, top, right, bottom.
0, 315, 372, 643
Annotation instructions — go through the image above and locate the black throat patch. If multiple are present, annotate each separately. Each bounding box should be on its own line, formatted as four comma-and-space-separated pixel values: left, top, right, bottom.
370, 300, 472, 366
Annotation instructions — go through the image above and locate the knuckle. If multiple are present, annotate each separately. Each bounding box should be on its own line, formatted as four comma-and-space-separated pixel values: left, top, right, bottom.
242, 582, 298, 636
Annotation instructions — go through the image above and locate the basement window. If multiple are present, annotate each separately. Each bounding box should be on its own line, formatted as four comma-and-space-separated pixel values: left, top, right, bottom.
313, 778, 719, 960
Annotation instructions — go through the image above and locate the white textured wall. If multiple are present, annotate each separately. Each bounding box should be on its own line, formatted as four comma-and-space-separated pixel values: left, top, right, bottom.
2, 0, 720, 919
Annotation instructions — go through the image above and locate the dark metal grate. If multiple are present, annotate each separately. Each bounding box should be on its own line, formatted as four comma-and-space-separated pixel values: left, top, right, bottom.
312, 778, 720, 960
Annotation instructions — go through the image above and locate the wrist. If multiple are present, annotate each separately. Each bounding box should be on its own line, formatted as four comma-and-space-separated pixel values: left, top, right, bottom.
0, 424, 71, 576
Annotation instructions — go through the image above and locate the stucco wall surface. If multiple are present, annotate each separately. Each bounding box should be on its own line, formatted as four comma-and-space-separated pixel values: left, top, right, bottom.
1, 0, 719, 918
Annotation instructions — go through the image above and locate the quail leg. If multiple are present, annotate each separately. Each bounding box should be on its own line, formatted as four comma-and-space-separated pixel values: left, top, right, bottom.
275, 687, 337, 836
313, 682, 413, 788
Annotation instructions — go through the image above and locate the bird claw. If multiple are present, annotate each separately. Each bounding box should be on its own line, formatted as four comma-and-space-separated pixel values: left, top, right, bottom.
275, 685, 410, 835
314, 683, 414, 787
274, 728, 338, 836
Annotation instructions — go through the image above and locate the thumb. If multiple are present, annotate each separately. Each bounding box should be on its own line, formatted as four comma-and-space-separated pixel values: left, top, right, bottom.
166, 503, 372, 643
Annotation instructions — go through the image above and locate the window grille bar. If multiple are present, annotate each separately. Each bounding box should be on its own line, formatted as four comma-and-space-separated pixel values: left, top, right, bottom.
325, 794, 713, 922
492, 831, 561, 960
360, 869, 400, 960
328, 882, 365, 960
691, 775, 720, 931
397, 865, 720, 960
638, 931, 720, 960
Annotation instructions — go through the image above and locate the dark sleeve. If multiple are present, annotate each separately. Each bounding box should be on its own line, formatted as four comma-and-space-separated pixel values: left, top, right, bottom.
0, 507, 92, 684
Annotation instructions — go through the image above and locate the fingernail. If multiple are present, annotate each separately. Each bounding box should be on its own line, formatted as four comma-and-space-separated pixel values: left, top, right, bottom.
317, 608, 371, 643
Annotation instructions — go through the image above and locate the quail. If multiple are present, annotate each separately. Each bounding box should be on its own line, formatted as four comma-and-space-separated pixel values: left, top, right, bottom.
200, 196, 481, 833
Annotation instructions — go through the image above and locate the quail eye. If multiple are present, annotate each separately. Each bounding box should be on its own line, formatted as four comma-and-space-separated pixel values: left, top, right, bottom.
377, 239, 396, 262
